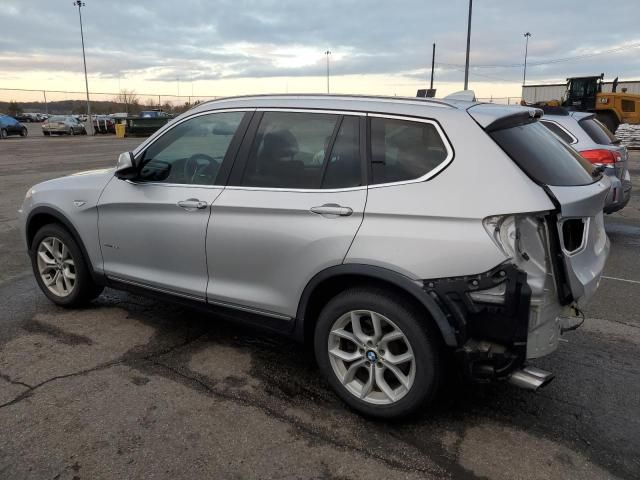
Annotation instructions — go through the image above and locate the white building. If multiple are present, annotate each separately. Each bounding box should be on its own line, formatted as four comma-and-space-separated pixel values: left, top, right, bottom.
522, 80, 640, 103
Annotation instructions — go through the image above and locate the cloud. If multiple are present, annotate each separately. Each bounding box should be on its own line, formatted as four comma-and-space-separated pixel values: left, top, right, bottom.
1, 0, 639, 89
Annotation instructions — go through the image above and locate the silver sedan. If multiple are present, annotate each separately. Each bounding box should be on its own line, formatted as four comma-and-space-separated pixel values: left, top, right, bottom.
42, 115, 86, 136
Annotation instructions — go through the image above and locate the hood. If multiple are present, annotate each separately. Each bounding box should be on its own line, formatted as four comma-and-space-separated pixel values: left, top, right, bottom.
32, 167, 115, 197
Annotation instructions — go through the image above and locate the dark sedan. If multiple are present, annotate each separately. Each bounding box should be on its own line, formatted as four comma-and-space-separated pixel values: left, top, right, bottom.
0, 115, 28, 139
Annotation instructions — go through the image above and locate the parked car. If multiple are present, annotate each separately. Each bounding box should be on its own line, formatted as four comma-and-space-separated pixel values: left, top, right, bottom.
19, 94, 610, 418
42, 115, 86, 136
92, 115, 116, 134
0, 114, 28, 138
539, 106, 632, 213
139, 110, 172, 118
13, 113, 32, 123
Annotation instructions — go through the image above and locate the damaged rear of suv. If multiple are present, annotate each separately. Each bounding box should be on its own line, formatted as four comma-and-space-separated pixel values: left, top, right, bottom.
423, 104, 610, 393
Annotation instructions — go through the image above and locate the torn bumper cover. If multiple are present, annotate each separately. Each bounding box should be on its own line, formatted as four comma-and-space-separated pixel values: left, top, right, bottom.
423, 262, 539, 381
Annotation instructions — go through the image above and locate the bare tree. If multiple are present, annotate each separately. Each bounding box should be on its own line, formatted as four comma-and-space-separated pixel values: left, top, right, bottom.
8, 100, 22, 116
115, 89, 140, 114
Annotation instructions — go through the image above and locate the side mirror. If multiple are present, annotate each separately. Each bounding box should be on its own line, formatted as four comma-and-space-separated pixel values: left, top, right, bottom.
114, 151, 138, 179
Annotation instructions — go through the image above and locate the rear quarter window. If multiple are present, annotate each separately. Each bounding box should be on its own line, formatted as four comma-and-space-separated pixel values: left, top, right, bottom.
369, 116, 451, 185
490, 121, 595, 186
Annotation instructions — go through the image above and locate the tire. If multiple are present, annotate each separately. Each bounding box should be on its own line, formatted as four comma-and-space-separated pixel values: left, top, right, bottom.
82, 128, 87, 135
0, 128, 7, 139
20, 127, 28, 137
30, 223, 103, 307
43, 131, 50, 136
69, 128, 75, 136
314, 287, 442, 419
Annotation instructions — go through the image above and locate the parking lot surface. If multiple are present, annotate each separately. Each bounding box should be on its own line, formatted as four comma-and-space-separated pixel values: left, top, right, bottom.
1, 130, 639, 479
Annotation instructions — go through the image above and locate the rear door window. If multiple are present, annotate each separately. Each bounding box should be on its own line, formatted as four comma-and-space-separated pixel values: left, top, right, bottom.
490, 121, 595, 186
540, 120, 575, 144
239, 111, 362, 189
579, 118, 617, 145
369, 116, 450, 185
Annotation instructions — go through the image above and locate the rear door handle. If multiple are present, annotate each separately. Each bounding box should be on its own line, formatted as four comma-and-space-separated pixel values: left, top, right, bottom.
310, 204, 353, 217
177, 198, 208, 210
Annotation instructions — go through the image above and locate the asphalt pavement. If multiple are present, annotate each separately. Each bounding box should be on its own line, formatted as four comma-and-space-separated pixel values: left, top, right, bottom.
0, 129, 638, 479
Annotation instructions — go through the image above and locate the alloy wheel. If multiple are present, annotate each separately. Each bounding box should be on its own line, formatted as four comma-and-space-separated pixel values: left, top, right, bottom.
327, 310, 416, 405
36, 236, 76, 297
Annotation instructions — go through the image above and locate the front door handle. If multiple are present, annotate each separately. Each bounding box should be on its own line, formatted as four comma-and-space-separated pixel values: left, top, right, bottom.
310, 204, 353, 217
177, 198, 208, 210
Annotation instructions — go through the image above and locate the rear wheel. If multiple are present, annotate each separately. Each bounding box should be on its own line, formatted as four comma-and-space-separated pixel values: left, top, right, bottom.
20, 127, 28, 137
43, 131, 50, 136
69, 128, 75, 136
0, 128, 7, 139
30, 224, 103, 307
314, 287, 442, 419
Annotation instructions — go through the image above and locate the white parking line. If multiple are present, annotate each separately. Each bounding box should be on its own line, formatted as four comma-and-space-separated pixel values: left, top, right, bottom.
602, 276, 640, 285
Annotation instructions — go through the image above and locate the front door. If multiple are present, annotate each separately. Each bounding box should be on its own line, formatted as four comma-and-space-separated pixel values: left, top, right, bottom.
98, 110, 249, 299
206, 110, 367, 317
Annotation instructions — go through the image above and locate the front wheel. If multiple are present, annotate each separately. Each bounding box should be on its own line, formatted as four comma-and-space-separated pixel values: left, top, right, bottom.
20, 127, 28, 137
314, 288, 442, 419
30, 224, 103, 307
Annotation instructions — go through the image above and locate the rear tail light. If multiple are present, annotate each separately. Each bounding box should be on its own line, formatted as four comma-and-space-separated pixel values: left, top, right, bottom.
580, 149, 620, 166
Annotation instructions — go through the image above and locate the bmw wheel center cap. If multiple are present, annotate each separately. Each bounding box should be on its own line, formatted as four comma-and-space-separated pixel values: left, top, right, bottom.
366, 350, 378, 363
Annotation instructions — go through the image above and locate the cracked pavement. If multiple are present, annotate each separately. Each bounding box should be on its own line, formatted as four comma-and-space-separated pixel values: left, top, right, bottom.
0, 130, 639, 479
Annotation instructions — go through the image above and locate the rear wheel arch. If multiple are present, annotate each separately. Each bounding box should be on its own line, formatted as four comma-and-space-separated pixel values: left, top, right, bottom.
295, 264, 458, 348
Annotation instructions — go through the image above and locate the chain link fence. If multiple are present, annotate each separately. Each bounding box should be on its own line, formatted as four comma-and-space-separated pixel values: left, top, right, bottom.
476, 96, 522, 105
0, 87, 219, 116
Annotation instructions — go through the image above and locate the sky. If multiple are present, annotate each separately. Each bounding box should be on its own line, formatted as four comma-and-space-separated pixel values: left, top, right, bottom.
1, 0, 639, 104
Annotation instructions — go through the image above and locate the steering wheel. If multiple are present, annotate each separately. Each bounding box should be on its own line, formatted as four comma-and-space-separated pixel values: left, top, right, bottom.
183, 153, 221, 184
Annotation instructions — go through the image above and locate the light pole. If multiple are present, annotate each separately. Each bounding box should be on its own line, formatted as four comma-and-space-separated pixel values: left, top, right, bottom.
523, 32, 532, 86
463, 0, 473, 90
325, 50, 331, 94
73, 1, 92, 135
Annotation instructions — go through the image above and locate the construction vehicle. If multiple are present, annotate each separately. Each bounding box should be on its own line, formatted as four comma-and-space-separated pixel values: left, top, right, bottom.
532, 74, 640, 132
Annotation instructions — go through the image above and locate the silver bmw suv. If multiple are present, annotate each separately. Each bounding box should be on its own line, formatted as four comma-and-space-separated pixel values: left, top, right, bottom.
19, 94, 610, 418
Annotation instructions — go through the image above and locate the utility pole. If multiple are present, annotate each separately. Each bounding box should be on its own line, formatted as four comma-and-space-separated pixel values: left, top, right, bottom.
325, 50, 331, 94
523, 32, 532, 86
74, 1, 93, 134
430, 42, 436, 90
463, 0, 473, 90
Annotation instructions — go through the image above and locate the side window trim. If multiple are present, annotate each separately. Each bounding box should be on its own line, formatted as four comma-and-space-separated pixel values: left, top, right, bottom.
130, 109, 254, 187
226, 109, 367, 192
366, 113, 454, 189
318, 116, 344, 188
540, 119, 578, 145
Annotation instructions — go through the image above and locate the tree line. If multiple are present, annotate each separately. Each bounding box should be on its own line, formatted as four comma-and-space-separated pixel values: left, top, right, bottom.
1, 90, 201, 117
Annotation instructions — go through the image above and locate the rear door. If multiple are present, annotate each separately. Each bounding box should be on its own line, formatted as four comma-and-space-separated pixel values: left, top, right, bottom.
206, 109, 366, 318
